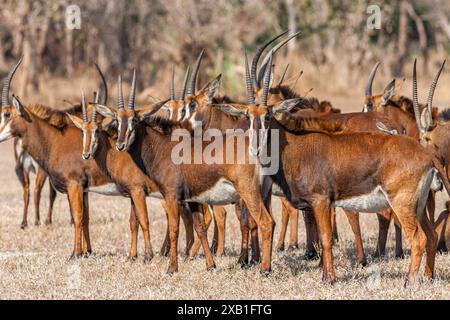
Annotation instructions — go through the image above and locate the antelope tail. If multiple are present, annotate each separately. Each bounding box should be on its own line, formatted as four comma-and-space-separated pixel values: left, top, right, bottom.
432, 159, 450, 197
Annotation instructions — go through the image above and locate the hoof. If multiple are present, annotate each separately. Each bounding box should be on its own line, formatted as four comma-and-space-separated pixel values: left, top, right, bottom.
20, 223, 28, 230
395, 252, 405, 259
206, 264, 216, 271
166, 267, 178, 275
143, 255, 153, 264
287, 244, 299, 251
69, 253, 82, 260
277, 244, 285, 252
35, 221, 40, 226
357, 257, 368, 267
260, 269, 271, 277
82, 251, 92, 258
249, 258, 261, 266
44, 220, 52, 225
305, 250, 319, 260
128, 255, 138, 262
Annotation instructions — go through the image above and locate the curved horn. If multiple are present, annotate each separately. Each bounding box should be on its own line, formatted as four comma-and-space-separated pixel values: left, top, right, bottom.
256, 31, 301, 87
81, 90, 88, 123
412, 59, 423, 132
170, 66, 175, 100
127, 69, 136, 110
94, 63, 108, 105
117, 75, 124, 109
2, 57, 23, 106
426, 60, 445, 119
179, 65, 190, 100
244, 50, 255, 105
186, 49, 205, 96
251, 30, 288, 90
365, 62, 380, 97
277, 64, 289, 87
261, 52, 273, 107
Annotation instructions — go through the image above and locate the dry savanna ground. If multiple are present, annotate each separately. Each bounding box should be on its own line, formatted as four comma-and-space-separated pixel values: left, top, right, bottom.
0, 100, 449, 300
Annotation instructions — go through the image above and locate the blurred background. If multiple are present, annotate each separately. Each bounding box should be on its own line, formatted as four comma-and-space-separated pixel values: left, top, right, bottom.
1, 0, 450, 108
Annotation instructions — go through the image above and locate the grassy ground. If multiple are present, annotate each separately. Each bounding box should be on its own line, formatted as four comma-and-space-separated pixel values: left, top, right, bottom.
0, 137, 449, 300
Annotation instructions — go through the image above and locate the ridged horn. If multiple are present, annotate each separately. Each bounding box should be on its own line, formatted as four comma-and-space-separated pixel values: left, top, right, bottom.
170, 66, 175, 100
128, 69, 136, 110
2, 57, 23, 106
81, 90, 88, 123
256, 31, 300, 87
94, 63, 108, 105
251, 30, 288, 90
186, 49, 205, 96
179, 65, 190, 100
365, 62, 380, 97
426, 60, 445, 123
117, 75, 124, 109
412, 59, 423, 132
261, 52, 273, 107
244, 50, 255, 105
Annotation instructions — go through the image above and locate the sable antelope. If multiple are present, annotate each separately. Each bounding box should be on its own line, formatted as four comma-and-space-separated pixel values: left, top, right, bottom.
435, 201, 450, 252
214, 53, 449, 284
148, 64, 228, 258
69, 72, 196, 261
95, 69, 305, 274
14, 137, 57, 228
363, 61, 442, 258
0, 59, 149, 259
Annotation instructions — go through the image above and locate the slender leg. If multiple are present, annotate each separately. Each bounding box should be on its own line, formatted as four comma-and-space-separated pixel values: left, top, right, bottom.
393, 213, 404, 258
374, 209, 392, 257
128, 201, 138, 260
81, 192, 91, 256
45, 182, 57, 225
190, 205, 212, 258
276, 197, 290, 251
164, 196, 181, 273
67, 184, 84, 258
303, 209, 319, 260
420, 214, 437, 279
392, 206, 427, 286
212, 206, 227, 256
311, 198, 335, 284
331, 207, 339, 243
189, 203, 216, 270
181, 205, 194, 256
33, 168, 47, 226
288, 207, 299, 250
236, 202, 249, 266
130, 189, 153, 262
249, 214, 261, 265
343, 210, 366, 266
160, 201, 170, 257
435, 208, 449, 253
19, 168, 30, 229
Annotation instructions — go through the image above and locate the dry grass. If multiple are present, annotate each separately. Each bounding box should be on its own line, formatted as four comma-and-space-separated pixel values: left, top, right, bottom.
0, 136, 449, 300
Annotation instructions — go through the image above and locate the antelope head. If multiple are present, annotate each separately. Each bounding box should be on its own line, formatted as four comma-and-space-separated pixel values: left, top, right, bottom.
213, 52, 301, 157
180, 49, 221, 129
412, 59, 448, 155
94, 71, 168, 152
149, 65, 191, 121
0, 57, 31, 143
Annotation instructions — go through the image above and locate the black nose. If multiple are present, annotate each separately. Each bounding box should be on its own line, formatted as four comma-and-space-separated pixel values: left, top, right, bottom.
116, 143, 126, 152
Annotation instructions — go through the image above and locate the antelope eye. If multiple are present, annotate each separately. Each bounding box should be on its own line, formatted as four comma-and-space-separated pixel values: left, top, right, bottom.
3, 112, 10, 119
189, 101, 196, 109
264, 113, 270, 121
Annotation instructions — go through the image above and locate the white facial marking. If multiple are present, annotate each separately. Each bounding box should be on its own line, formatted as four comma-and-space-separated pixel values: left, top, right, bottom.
0, 121, 13, 142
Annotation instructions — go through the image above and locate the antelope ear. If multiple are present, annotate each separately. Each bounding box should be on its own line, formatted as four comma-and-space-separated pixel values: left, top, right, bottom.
376, 121, 399, 135
95, 104, 117, 120
66, 113, 84, 130
382, 79, 396, 105
272, 98, 302, 114
148, 95, 162, 103
138, 99, 170, 120
420, 109, 432, 131
199, 74, 222, 103
12, 95, 31, 121
212, 103, 247, 117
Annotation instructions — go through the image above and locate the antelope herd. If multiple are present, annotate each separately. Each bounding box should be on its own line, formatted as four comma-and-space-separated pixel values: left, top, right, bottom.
0, 31, 449, 286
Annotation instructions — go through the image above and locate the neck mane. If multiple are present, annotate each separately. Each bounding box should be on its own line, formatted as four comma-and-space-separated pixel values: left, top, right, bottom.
25, 103, 82, 129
